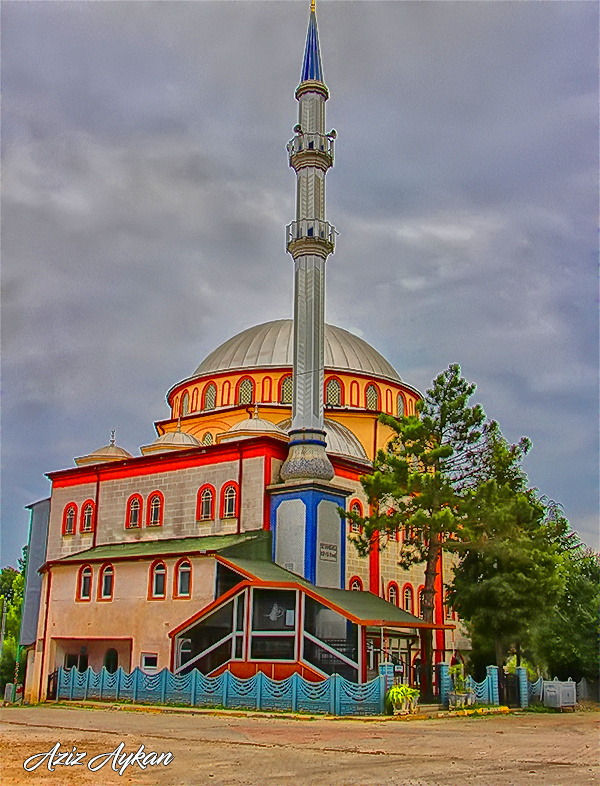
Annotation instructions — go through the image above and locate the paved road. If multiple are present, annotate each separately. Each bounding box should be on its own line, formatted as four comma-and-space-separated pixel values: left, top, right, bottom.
1, 704, 598, 785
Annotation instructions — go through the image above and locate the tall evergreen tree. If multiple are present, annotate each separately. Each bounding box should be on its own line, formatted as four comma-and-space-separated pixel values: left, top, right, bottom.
346, 364, 485, 688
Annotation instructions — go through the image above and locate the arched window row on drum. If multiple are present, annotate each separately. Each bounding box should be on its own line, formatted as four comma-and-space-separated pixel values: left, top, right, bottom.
172, 377, 415, 414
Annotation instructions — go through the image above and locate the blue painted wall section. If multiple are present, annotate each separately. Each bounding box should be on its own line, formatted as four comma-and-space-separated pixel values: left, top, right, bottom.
270, 484, 349, 587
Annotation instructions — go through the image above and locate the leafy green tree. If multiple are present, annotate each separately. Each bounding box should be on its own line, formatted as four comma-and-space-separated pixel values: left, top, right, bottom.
346, 364, 485, 687
530, 513, 600, 681
0, 552, 27, 691
447, 424, 563, 669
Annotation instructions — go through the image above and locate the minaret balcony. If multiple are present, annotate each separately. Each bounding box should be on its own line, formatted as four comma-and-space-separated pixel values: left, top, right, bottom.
286, 219, 336, 258
287, 133, 334, 172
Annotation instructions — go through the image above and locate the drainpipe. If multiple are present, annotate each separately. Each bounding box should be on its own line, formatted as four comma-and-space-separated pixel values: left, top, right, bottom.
92, 466, 100, 549
237, 444, 243, 535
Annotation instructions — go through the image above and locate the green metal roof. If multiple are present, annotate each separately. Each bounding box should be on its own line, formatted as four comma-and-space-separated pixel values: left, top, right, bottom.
54, 531, 270, 565
221, 557, 433, 629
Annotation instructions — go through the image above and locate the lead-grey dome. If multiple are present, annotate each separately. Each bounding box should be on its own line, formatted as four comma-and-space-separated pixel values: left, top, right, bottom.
277, 418, 369, 463
193, 320, 400, 382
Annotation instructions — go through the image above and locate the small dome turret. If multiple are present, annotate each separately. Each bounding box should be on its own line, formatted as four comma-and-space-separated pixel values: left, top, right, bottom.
74, 431, 133, 466
141, 422, 202, 455
218, 405, 288, 444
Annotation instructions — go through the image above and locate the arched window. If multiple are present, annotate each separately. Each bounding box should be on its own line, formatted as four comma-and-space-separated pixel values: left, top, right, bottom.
202, 432, 213, 446
386, 389, 393, 414
175, 560, 192, 598
349, 576, 363, 591
99, 564, 114, 600
348, 499, 362, 534
365, 383, 380, 411
203, 383, 217, 411
221, 483, 238, 519
397, 393, 405, 417
325, 378, 342, 407
63, 504, 77, 535
388, 583, 399, 606
418, 587, 425, 618
237, 377, 254, 405
104, 648, 118, 674
81, 501, 95, 533
126, 495, 142, 529
280, 375, 293, 404
150, 562, 166, 599
403, 584, 414, 614
197, 485, 215, 521
146, 492, 164, 527
78, 566, 92, 601
180, 391, 189, 417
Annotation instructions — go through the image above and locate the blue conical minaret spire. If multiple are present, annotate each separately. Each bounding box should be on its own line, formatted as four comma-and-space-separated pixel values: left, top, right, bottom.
301, 1, 324, 83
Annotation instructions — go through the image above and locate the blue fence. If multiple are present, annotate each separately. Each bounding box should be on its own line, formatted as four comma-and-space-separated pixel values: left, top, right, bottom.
437, 663, 500, 708
56, 666, 387, 716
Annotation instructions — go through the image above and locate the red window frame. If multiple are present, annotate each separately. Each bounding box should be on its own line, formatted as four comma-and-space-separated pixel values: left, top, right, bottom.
349, 575, 363, 591
202, 382, 217, 411
149, 560, 167, 600
348, 499, 363, 534
365, 382, 381, 411
261, 376, 272, 403
97, 563, 114, 602
125, 494, 143, 529
220, 482, 239, 519
173, 558, 192, 599
388, 581, 400, 606
417, 585, 425, 618
278, 374, 293, 404
146, 491, 164, 528
80, 499, 96, 533
324, 375, 344, 407
196, 484, 216, 521
402, 583, 414, 615
191, 386, 199, 412
62, 503, 78, 536
76, 565, 93, 602
235, 376, 254, 406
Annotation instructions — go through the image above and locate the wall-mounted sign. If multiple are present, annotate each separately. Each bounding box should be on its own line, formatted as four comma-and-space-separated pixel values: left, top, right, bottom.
319, 542, 338, 562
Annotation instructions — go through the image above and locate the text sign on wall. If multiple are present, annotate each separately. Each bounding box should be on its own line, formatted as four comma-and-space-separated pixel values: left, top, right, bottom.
319, 542, 338, 562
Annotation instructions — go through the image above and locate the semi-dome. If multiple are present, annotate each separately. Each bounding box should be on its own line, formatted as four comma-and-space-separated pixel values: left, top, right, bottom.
218, 405, 288, 444
277, 418, 369, 463
193, 320, 401, 382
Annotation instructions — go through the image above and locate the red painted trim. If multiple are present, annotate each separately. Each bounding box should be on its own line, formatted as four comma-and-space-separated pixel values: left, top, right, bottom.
365, 381, 381, 411
201, 382, 217, 410
180, 391, 190, 417
263, 455, 272, 530
234, 376, 255, 406
387, 581, 400, 606
39, 570, 52, 701
97, 563, 114, 602
348, 499, 363, 535
49, 436, 290, 487
348, 575, 363, 591
62, 503, 78, 536
148, 559, 167, 600
79, 499, 96, 533
125, 494, 143, 529
369, 533, 380, 596
434, 549, 445, 656
361, 627, 367, 684
277, 374, 293, 404
221, 380, 231, 407
76, 565, 93, 602
145, 490, 164, 528
261, 376, 272, 403
196, 484, 216, 521
402, 582, 414, 616
173, 558, 192, 599
417, 584, 425, 618
350, 380, 359, 407
220, 481, 240, 520
385, 388, 393, 414
191, 386, 199, 412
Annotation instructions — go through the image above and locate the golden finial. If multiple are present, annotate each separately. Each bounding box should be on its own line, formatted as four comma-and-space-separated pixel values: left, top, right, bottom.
311, 0, 315, 13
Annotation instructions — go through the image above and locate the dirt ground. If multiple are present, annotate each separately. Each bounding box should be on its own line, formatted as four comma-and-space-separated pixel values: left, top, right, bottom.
1, 703, 598, 786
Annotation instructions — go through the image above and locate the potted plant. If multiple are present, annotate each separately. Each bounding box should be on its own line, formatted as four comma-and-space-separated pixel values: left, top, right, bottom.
448, 663, 474, 708
387, 683, 420, 715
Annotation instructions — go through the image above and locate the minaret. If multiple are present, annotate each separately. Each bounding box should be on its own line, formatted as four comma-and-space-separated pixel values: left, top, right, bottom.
280, 0, 337, 482
270, 2, 350, 589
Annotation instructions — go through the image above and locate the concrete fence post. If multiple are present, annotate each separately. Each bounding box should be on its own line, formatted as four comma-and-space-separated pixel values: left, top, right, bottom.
515, 666, 529, 708
486, 665, 500, 705
437, 662, 451, 708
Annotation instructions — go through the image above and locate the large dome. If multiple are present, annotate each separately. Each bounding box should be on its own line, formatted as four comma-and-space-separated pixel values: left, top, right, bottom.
193, 320, 400, 382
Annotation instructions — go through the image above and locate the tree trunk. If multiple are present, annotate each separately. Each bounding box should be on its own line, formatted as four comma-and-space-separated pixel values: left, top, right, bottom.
420, 536, 441, 700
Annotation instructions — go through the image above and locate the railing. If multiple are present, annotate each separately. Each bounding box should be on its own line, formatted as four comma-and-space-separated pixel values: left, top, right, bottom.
287, 133, 334, 161
438, 663, 499, 708
55, 666, 386, 717
286, 219, 336, 249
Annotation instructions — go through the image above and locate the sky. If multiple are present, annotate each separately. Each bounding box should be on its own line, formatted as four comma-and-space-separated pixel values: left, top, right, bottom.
2, 0, 598, 567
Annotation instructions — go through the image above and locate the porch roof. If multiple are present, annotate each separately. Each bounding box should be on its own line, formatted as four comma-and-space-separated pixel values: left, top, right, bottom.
218, 556, 451, 630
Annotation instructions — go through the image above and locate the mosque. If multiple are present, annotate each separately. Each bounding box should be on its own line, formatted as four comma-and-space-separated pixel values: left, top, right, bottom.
21, 3, 467, 703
